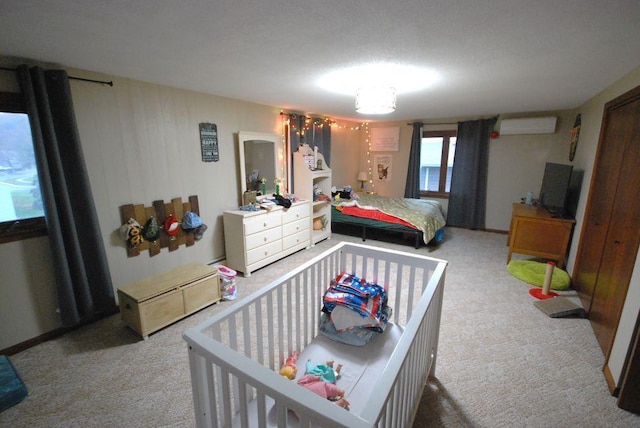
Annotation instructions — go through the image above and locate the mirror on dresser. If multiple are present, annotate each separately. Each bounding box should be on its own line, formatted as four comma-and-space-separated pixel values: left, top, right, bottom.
238, 131, 284, 202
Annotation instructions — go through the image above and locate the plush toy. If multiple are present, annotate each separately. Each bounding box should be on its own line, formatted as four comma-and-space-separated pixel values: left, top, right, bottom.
297, 374, 350, 409
279, 351, 299, 380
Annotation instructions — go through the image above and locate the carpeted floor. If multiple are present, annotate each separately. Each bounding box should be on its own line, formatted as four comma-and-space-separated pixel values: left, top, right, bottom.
1, 228, 638, 427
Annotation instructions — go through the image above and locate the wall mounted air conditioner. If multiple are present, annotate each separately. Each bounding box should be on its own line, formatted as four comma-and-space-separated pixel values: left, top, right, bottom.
499, 117, 557, 135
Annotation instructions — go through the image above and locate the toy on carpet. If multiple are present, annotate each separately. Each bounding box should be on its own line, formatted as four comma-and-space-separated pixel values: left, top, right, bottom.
279, 351, 300, 380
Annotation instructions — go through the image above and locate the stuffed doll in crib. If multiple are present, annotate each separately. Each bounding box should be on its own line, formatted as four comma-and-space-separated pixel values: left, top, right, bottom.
279, 351, 299, 380
298, 360, 350, 409
279, 355, 350, 409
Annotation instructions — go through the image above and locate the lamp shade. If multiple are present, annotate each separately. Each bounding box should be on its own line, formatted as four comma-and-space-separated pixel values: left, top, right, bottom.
356, 171, 368, 181
355, 86, 396, 114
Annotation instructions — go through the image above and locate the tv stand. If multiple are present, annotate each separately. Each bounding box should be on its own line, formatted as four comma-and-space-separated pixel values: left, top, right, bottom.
507, 203, 576, 269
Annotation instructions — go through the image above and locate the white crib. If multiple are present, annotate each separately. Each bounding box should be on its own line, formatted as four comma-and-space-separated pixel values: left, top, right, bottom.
183, 242, 447, 428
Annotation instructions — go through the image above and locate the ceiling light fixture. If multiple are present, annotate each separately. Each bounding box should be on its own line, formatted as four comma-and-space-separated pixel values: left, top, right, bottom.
355, 86, 396, 115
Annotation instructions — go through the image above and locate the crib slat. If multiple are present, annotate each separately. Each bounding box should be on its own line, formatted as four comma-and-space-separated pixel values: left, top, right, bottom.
255, 300, 264, 365
267, 293, 275, 370
256, 392, 267, 428
220, 368, 232, 427
238, 380, 249, 428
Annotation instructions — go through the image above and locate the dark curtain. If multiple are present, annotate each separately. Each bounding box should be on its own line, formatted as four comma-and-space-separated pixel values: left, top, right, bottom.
446, 117, 497, 229
17, 65, 116, 328
288, 114, 331, 193
404, 122, 423, 198
288, 114, 331, 164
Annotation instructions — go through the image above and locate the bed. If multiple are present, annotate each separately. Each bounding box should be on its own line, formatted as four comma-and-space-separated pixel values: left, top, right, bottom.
183, 242, 447, 427
331, 194, 446, 248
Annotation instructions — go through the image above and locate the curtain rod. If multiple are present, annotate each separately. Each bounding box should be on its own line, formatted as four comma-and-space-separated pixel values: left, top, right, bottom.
407, 122, 457, 126
0, 66, 113, 86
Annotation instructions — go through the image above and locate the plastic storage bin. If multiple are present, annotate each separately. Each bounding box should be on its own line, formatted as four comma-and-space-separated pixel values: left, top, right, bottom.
217, 265, 237, 301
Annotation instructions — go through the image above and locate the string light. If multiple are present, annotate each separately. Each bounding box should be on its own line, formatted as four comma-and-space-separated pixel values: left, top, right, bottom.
364, 122, 374, 192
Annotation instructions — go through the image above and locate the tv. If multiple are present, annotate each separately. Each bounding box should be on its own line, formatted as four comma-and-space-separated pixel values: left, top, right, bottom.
539, 162, 573, 217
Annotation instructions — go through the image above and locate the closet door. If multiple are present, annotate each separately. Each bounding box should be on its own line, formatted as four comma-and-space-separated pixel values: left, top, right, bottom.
572, 85, 640, 356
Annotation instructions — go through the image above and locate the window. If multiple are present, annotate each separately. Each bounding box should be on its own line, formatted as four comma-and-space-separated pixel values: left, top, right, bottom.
0, 91, 46, 244
419, 130, 456, 198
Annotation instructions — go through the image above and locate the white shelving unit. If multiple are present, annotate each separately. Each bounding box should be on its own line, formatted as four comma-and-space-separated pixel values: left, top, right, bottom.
293, 145, 332, 245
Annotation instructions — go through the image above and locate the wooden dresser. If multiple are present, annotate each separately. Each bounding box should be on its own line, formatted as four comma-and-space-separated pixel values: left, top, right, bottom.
507, 203, 576, 269
117, 263, 220, 339
223, 200, 311, 276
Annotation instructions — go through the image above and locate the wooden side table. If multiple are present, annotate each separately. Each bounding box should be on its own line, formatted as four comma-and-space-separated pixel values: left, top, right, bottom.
507, 203, 576, 269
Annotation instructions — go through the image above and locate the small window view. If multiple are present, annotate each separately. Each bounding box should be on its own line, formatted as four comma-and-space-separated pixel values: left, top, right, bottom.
0, 112, 44, 222
420, 136, 456, 192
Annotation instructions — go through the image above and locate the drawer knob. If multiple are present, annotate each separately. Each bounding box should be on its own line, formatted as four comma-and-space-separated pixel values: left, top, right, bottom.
263, 222, 267, 227
264, 237, 267, 242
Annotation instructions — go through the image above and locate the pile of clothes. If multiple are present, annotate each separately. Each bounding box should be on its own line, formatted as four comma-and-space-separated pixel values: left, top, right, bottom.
320, 273, 392, 346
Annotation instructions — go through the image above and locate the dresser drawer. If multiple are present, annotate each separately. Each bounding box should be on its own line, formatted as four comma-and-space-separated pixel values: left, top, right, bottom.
283, 229, 310, 251
244, 212, 282, 235
245, 226, 282, 251
282, 204, 309, 224
283, 217, 308, 237
246, 240, 282, 266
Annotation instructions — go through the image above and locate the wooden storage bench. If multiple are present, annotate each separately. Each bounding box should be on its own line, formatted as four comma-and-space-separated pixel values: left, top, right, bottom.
118, 263, 220, 339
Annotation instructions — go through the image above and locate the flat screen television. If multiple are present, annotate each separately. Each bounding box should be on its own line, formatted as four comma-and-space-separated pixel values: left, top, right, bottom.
539, 162, 573, 217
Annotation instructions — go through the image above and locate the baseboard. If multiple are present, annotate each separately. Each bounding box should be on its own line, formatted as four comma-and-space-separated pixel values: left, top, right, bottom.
0, 328, 67, 356
603, 364, 620, 396
0, 307, 119, 356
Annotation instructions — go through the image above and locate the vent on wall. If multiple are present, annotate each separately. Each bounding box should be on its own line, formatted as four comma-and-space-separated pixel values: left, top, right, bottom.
499, 117, 557, 135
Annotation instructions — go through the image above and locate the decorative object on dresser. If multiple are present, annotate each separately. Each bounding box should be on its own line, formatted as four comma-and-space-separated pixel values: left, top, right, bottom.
223, 200, 311, 277
117, 263, 220, 339
293, 144, 332, 245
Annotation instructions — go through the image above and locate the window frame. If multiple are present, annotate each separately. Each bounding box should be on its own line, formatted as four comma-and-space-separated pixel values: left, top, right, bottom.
0, 91, 47, 244
419, 130, 457, 199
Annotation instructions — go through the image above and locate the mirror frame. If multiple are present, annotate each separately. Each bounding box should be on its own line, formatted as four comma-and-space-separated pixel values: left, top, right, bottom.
238, 131, 284, 202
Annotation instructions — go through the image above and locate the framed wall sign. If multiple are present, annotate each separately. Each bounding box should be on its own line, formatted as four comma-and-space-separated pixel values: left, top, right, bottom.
199, 123, 219, 162
374, 154, 392, 181
371, 127, 400, 152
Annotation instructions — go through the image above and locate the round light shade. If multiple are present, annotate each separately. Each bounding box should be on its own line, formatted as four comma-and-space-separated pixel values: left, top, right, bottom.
355, 86, 396, 115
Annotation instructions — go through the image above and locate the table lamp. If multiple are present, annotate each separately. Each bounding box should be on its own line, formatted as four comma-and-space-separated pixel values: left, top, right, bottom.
357, 171, 368, 191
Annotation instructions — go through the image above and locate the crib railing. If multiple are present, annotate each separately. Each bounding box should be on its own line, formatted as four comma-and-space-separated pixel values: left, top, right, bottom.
183, 242, 447, 428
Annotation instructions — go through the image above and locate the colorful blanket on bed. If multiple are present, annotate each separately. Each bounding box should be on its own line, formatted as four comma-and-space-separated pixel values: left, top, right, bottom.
333, 194, 446, 244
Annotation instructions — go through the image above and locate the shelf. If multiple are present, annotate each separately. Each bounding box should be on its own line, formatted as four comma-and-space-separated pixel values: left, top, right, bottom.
293, 145, 332, 245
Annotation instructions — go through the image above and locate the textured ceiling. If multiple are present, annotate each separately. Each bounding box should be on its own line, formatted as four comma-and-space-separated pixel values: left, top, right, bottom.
2, 0, 640, 121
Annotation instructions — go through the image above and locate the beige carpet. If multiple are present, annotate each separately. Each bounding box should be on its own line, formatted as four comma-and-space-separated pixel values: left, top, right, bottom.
1, 228, 639, 427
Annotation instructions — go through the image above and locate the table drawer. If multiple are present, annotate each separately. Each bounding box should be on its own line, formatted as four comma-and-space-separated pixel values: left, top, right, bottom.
245, 226, 282, 251
244, 212, 281, 235
246, 240, 282, 266
283, 229, 309, 251
283, 217, 309, 237
282, 204, 309, 224
182, 274, 219, 313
